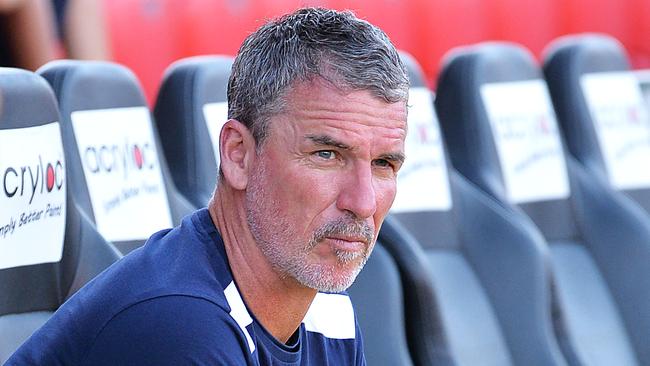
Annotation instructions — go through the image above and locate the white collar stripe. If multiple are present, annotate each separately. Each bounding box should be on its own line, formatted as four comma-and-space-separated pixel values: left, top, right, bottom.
224, 281, 256, 353
303, 293, 356, 339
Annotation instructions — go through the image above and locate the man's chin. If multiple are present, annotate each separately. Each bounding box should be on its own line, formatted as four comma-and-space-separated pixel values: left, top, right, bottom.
297, 262, 366, 293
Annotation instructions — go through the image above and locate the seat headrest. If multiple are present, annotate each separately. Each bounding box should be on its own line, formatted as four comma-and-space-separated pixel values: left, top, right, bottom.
0, 68, 72, 316
391, 51, 452, 214
440, 42, 541, 86
154, 55, 233, 208
384, 52, 462, 250
544, 34, 650, 192
38, 60, 173, 243
436, 42, 570, 205
399, 51, 427, 88
0, 68, 67, 271
38, 60, 147, 111
543, 34, 629, 75
162, 55, 233, 105
0, 68, 60, 129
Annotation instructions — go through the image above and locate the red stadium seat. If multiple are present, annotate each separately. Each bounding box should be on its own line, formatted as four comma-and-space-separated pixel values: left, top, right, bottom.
318, 0, 419, 54
414, 0, 490, 87
103, 0, 186, 103
559, 0, 629, 48
182, 0, 260, 57
484, 0, 562, 59
102, 0, 650, 107
627, 0, 650, 68
182, 0, 301, 57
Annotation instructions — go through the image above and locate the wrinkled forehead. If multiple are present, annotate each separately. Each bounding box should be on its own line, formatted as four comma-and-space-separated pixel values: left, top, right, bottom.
287, 77, 407, 119
270, 80, 407, 153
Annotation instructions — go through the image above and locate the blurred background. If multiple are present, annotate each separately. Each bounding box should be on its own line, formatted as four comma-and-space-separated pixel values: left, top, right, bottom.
2, 0, 648, 103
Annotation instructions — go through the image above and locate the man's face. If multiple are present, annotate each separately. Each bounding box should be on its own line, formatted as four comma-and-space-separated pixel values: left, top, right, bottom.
244, 78, 407, 292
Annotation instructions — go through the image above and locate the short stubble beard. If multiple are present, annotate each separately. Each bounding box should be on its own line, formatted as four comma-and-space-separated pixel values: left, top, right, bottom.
244, 157, 375, 293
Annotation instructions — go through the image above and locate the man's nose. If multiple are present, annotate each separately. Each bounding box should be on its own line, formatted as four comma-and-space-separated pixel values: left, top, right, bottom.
336, 164, 377, 219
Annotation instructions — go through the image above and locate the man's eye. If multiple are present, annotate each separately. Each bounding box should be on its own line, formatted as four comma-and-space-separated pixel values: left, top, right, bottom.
315, 150, 336, 160
372, 159, 399, 172
373, 159, 392, 168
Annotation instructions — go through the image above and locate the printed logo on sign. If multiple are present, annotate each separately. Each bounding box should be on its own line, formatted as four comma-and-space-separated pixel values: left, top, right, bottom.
392, 87, 452, 213
83, 141, 156, 178
581, 72, 650, 190
203, 102, 229, 167
0, 122, 67, 270
3, 156, 64, 203
72, 107, 172, 242
491, 111, 560, 174
481, 80, 570, 203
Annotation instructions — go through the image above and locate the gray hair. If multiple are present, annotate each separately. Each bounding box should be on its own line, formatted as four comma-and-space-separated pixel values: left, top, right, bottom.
227, 7, 410, 146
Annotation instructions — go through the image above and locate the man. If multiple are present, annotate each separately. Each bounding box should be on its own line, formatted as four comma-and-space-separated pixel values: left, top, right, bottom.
6, 7, 409, 365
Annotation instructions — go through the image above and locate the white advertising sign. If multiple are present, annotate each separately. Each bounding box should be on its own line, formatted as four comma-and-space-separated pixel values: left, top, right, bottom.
72, 107, 172, 242
203, 102, 229, 166
392, 87, 452, 213
0, 122, 66, 269
481, 80, 570, 203
635, 70, 650, 110
581, 72, 650, 190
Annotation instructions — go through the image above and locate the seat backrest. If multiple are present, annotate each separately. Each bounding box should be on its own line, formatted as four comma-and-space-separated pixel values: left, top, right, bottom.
389, 53, 457, 248
393, 52, 566, 366
154, 55, 232, 208
544, 34, 650, 212
0, 68, 120, 363
352, 51, 460, 364
436, 43, 575, 241
436, 41, 650, 366
347, 236, 415, 366
37, 60, 195, 254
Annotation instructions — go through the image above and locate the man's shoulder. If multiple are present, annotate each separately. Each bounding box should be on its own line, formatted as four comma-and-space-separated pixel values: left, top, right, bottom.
81, 295, 252, 365
7, 295, 250, 366
84, 208, 232, 309
6, 209, 240, 365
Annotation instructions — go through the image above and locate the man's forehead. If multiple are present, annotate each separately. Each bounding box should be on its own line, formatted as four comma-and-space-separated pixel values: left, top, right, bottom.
298, 119, 407, 144
287, 77, 404, 105
282, 78, 408, 128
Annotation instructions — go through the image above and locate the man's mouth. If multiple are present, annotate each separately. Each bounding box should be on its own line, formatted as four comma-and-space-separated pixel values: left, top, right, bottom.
324, 236, 367, 252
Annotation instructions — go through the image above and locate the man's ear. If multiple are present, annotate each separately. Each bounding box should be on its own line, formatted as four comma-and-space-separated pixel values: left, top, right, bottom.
219, 119, 256, 190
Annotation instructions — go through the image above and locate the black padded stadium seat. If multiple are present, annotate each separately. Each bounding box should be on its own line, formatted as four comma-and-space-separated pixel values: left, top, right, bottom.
348, 218, 419, 366
154, 55, 233, 208
37, 60, 196, 254
153, 55, 421, 366
544, 34, 650, 213
383, 52, 566, 366
436, 42, 650, 366
0, 68, 120, 362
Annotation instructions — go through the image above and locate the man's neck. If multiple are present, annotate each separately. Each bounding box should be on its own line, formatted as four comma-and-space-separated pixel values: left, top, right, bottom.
208, 187, 318, 344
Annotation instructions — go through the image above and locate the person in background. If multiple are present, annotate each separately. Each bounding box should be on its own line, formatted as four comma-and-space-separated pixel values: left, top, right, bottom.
0, 0, 58, 70
6, 7, 409, 365
0, 0, 109, 71
52, 0, 110, 60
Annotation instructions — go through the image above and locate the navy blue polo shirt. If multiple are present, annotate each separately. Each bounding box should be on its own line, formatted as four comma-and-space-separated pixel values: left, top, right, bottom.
6, 209, 366, 365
